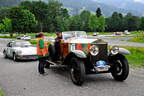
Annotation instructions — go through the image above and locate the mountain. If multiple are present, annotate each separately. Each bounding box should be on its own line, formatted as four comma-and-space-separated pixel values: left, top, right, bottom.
52, 0, 142, 17
95, 0, 144, 16
0, 0, 143, 17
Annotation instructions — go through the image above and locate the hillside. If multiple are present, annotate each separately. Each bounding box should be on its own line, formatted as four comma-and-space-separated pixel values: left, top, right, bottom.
56, 0, 142, 17
0, 0, 142, 17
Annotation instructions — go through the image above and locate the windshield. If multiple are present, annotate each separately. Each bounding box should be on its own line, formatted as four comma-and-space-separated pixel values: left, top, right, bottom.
14, 41, 32, 47
62, 31, 87, 41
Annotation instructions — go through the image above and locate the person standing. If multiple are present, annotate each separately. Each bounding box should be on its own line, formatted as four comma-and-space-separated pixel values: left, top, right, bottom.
37, 32, 49, 75
55, 32, 62, 61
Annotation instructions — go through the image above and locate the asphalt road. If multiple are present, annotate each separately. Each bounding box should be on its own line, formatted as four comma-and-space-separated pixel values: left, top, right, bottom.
0, 38, 144, 96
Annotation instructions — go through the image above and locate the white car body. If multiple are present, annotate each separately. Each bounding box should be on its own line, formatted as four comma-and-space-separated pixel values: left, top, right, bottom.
3, 40, 37, 60
20, 35, 31, 40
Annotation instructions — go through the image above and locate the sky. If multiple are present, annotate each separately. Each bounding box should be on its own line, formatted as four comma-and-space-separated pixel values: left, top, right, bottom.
92, 0, 144, 3
134, 0, 144, 3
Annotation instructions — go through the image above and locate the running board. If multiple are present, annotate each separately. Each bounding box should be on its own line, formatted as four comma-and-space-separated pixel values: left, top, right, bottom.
46, 60, 62, 65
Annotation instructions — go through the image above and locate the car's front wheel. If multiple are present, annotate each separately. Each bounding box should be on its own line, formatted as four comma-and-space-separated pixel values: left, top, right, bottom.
110, 54, 129, 81
13, 53, 18, 61
70, 57, 85, 86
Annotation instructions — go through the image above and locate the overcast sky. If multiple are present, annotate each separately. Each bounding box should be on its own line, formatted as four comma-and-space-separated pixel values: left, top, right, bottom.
134, 0, 144, 3
93, 0, 144, 3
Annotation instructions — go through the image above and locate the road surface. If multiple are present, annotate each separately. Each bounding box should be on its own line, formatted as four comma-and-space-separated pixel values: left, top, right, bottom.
0, 38, 144, 96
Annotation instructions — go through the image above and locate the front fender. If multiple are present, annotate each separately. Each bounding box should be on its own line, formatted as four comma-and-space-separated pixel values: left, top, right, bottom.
119, 48, 130, 55
71, 50, 87, 58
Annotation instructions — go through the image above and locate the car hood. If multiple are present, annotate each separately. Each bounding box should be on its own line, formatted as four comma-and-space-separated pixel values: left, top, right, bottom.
14, 47, 37, 55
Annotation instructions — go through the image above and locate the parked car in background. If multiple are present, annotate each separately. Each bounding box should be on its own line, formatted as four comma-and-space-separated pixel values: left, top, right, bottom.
124, 30, 130, 35
20, 35, 31, 40
3, 40, 37, 61
47, 31, 130, 86
93, 32, 99, 36
114, 32, 122, 35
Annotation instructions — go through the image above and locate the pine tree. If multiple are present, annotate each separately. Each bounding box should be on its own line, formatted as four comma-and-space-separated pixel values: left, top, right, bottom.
96, 8, 102, 18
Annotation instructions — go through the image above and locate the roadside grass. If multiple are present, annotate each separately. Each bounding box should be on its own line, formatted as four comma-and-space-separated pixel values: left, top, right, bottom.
30, 40, 37, 45
0, 88, 5, 96
0, 35, 16, 38
128, 37, 144, 43
128, 31, 144, 43
122, 47, 144, 68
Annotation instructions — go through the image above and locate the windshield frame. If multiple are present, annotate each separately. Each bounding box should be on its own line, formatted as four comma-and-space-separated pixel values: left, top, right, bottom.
62, 31, 87, 41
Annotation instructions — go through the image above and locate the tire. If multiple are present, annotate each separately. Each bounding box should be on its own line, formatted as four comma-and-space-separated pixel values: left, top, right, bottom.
111, 54, 129, 81
13, 53, 18, 61
70, 57, 85, 86
48, 44, 56, 61
45, 62, 50, 69
3, 51, 8, 58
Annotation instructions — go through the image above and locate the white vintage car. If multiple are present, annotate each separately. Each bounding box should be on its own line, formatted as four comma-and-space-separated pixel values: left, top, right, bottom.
3, 40, 37, 61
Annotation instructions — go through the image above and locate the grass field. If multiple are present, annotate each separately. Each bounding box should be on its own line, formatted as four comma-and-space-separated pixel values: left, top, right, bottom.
122, 47, 144, 68
128, 31, 144, 43
128, 37, 144, 43
0, 88, 5, 96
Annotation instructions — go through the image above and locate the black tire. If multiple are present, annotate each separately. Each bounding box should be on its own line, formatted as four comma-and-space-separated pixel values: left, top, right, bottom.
13, 53, 18, 61
111, 54, 129, 81
70, 57, 85, 86
48, 44, 56, 61
45, 62, 50, 69
3, 50, 8, 58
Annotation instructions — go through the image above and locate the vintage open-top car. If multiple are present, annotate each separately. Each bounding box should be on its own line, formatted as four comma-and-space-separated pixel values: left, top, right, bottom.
47, 31, 130, 85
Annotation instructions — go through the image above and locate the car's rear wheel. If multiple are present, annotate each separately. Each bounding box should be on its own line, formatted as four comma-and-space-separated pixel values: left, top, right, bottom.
3, 51, 8, 58
70, 57, 85, 86
111, 54, 129, 81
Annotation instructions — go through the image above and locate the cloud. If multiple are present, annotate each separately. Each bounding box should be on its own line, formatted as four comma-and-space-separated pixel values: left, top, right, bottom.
134, 0, 144, 3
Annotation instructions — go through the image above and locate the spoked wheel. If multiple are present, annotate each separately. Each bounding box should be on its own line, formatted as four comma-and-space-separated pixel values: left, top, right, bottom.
111, 54, 129, 81
70, 57, 85, 86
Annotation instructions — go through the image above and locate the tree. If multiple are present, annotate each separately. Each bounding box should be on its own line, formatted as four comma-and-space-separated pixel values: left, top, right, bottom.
69, 15, 84, 31
8, 6, 37, 33
0, 23, 5, 32
106, 12, 123, 32
140, 17, 144, 30
0, 8, 10, 22
96, 8, 102, 18
98, 16, 106, 32
3, 17, 12, 32
88, 14, 99, 32
80, 10, 91, 31
20, 0, 48, 32
0, 17, 12, 32
124, 13, 140, 31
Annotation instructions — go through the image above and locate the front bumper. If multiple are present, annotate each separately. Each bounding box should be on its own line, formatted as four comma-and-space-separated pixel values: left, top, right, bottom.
17, 55, 38, 60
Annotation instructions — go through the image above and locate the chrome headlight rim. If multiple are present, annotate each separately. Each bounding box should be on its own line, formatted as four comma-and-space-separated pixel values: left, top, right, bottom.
90, 45, 99, 56
110, 46, 119, 55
